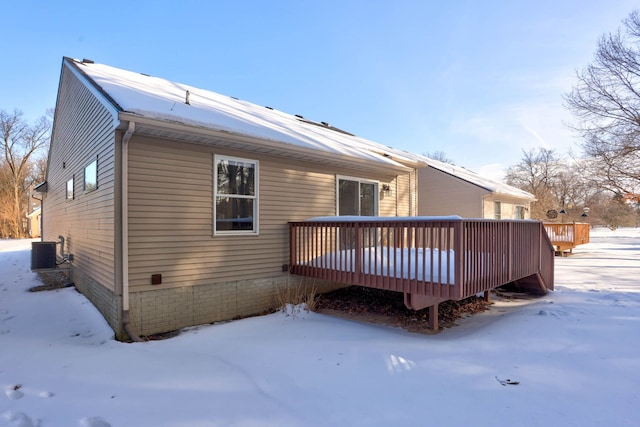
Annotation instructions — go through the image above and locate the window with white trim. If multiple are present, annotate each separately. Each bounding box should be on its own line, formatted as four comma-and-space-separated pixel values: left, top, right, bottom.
66, 176, 74, 200
494, 201, 502, 220
337, 176, 378, 216
84, 157, 98, 192
214, 155, 258, 234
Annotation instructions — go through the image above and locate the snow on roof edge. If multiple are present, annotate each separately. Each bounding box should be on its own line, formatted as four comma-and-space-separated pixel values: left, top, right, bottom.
68, 58, 420, 171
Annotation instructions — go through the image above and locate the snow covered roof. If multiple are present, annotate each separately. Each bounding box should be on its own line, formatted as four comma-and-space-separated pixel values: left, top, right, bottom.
418, 156, 536, 200
62, 58, 534, 196
66, 58, 422, 172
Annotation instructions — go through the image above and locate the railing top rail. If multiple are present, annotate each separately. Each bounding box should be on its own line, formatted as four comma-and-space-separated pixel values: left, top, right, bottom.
290, 217, 543, 225
543, 222, 590, 225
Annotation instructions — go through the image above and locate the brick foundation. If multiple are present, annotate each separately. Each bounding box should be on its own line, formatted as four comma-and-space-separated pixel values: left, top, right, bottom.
128, 274, 345, 336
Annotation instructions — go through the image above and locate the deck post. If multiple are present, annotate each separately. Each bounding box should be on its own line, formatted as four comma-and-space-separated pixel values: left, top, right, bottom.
508, 221, 513, 281
483, 290, 491, 303
289, 223, 296, 272
453, 220, 464, 300
429, 302, 439, 330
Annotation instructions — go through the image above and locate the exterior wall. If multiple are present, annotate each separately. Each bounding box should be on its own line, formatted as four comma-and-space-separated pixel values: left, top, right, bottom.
72, 271, 120, 333
395, 169, 417, 216
418, 167, 532, 219
28, 211, 41, 238
41, 64, 121, 333
126, 136, 412, 335
482, 195, 531, 220
417, 167, 487, 218
129, 276, 345, 335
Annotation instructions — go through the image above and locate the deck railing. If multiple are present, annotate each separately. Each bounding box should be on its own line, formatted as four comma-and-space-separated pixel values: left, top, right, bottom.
544, 222, 590, 253
289, 218, 554, 305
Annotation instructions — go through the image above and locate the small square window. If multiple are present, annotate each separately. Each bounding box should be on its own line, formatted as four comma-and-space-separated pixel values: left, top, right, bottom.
84, 158, 98, 192
66, 177, 74, 200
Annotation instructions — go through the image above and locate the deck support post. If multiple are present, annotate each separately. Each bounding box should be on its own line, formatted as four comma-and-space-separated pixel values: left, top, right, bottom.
404, 293, 444, 331
483, 290, 491, 303
429, 302, 439, 330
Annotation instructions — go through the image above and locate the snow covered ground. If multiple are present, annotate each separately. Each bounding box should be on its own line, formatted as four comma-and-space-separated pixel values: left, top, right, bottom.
1, 228, 639, 427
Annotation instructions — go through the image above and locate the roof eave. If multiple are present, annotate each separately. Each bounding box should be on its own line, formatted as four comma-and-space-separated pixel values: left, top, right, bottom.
117, 113, 413, 177
493, 191, 537, 202
33, 181, 48, 193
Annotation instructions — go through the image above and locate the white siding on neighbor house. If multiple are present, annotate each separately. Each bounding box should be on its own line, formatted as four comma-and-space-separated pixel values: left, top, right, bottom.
417, 167, 487, 218
43, 64, 118, 291
126, 136, 410, 293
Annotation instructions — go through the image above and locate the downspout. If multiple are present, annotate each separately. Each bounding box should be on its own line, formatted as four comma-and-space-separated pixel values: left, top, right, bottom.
120, 121, 143, 342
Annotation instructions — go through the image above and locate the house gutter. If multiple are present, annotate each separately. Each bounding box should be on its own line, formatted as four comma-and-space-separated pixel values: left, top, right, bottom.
120, 121, 143, 342
118, 113, 419, 175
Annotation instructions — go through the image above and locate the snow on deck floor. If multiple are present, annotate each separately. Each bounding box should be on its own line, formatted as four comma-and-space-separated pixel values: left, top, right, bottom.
308, 246, 456, 284
0, 229, 639, 427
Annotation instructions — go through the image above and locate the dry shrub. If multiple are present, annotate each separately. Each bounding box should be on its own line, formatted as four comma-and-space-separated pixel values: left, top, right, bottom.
275, 278, 318, 312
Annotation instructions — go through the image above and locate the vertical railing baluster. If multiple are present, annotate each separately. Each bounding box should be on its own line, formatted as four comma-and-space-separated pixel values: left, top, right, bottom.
420, 223, 424, 292
385, 223, 391, 289
337, 224, 342, 282
353, 222, 360, 284
407, 223, 412, 291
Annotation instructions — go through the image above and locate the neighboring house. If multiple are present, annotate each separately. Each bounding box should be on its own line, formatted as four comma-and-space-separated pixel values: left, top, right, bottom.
37, 58, 424, 339
416, 157, 535, 219
27, 206, 41, 238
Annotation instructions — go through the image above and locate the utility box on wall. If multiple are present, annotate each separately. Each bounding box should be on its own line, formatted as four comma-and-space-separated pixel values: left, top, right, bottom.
31, 241, 57, 270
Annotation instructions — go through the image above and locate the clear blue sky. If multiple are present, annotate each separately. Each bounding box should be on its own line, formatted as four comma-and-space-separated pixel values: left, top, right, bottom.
2, 0, 637, 179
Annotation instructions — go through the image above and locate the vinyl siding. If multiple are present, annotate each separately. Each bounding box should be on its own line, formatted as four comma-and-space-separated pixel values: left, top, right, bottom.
127, 136, 411, 293
482, 195, 531, 219
43, 64, 118, 292
417, 167, 487, 217
394, 169, 416, 216
418, 167, 532, 219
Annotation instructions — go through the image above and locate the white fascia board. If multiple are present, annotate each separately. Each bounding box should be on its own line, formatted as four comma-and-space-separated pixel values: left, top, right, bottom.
63, 59, 120, 125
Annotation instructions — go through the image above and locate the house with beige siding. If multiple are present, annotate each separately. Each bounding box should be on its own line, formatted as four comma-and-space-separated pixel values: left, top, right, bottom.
27, 206, 41, 238
38, 58, 424, 339
416, 157, 535, 219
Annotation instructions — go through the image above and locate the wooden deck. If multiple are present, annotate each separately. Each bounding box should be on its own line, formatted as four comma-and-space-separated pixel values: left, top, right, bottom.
289, 218, 555, 329
543, 222, 590, 255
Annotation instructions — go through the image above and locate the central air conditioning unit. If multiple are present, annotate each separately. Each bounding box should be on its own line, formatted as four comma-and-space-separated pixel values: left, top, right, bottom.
31, 241, 57, 270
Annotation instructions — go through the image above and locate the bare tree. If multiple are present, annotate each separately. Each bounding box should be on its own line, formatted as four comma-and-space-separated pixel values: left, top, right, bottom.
505, 148, 559, 218
564, 10, 640, 196
585, 191, 640, 229
505, 147, 597, 220
0, 110, 50, 238
423, 150, 455, 165
505, 147, 627, 224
